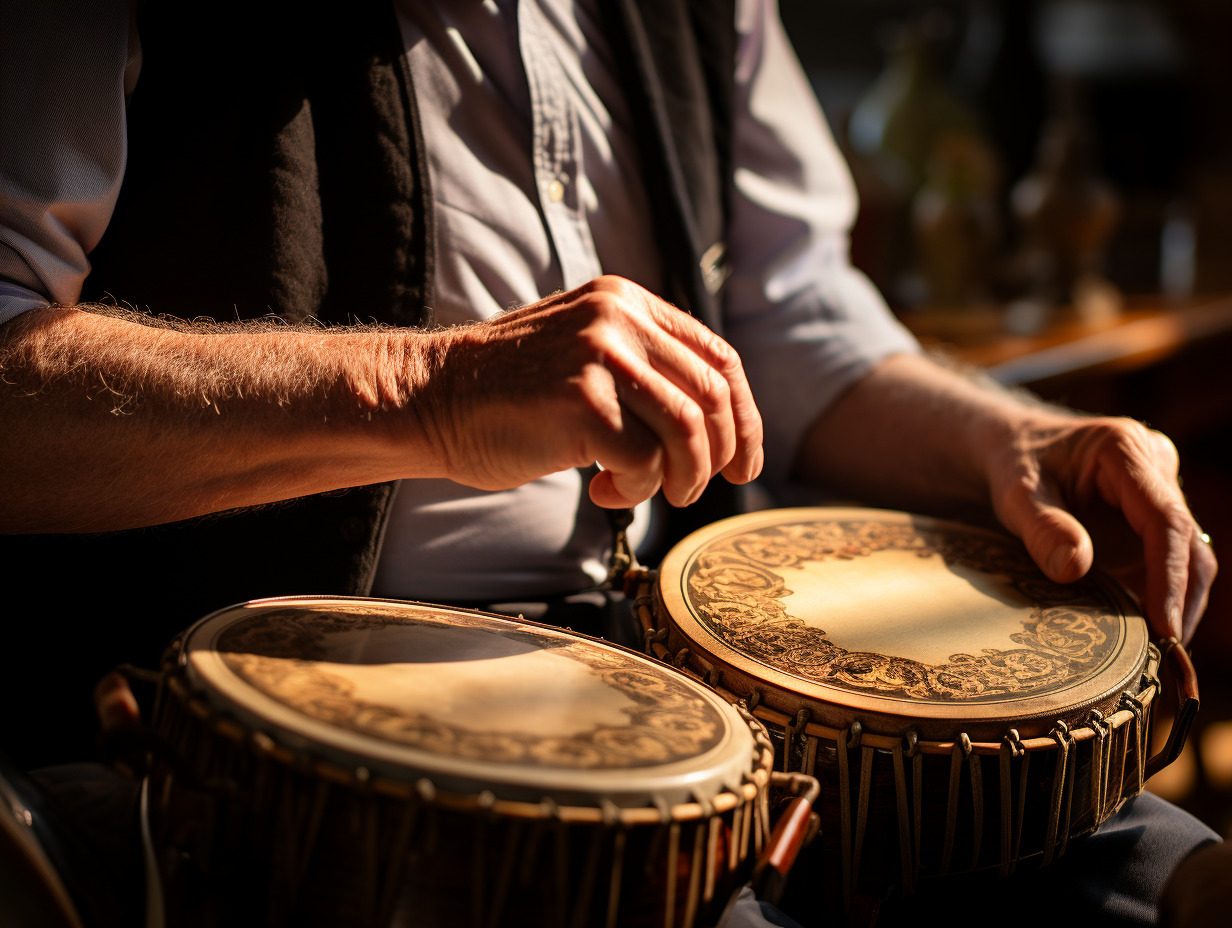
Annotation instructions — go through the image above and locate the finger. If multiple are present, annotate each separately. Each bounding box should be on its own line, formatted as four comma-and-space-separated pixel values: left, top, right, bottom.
1114, 427, 1193, 639
589, 465, 662, 510
1090, 459, 1191, 640
563, 362, 668, 508
585, 406, 666, 509
994, 469, 1095, 584
617, 307, 738, 481
603, 340, 713, 506
1182, 529, 1217, 644
94, 671, 141, 732
513, 276, 763, 488
638, 297, 764, 484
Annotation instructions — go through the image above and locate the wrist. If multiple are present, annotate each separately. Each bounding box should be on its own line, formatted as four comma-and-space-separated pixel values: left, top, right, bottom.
321, 326, 452, 479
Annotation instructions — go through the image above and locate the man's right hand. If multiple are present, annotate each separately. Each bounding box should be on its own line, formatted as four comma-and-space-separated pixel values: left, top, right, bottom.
418, 275, 764, 509
0, 277, 761, 532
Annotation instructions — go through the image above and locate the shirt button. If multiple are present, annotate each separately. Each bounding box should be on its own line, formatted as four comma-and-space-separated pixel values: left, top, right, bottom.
547, 179, 565, 203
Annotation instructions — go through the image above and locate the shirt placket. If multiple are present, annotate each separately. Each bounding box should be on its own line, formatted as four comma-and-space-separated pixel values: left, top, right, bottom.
518, 0, 603, 291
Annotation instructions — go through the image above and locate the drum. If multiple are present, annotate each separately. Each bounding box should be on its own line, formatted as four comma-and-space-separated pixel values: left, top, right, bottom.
634, 507, 1199, 904
148, 596, 812, 928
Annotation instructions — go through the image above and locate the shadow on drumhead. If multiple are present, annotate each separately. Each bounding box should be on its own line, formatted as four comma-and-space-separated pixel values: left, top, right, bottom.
213, 606, 545, 664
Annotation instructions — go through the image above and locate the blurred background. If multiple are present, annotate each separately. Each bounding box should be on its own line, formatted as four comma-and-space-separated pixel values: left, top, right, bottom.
780, 0, 1232, 839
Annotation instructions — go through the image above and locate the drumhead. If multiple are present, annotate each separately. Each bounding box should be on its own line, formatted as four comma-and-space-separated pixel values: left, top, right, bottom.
178, 597, 756, 808
656, 508, 1150, 740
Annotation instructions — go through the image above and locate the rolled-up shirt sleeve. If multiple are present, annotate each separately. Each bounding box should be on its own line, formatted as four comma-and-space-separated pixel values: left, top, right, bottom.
724, 0, 920, 486
0, 0, 136, 324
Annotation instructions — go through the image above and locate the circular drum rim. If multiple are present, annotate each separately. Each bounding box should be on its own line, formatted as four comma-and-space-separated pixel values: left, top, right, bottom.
174, 595, 762, 811
655, 508, 1150, 742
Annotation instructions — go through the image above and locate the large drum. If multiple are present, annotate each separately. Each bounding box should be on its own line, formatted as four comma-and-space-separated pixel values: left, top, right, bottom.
149, 596, 810, 928
634, 508, 1198, 904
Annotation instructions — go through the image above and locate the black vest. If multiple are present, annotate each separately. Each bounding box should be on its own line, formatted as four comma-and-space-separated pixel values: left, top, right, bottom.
4, 0, 738, 768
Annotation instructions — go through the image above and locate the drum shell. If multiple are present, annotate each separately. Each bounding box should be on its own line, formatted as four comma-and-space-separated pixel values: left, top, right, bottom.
637, 578, 1161, 897
149, 635, 778, 928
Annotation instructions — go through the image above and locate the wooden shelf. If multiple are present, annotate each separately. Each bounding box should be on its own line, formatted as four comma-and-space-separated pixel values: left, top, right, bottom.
900, 295, 1232, 386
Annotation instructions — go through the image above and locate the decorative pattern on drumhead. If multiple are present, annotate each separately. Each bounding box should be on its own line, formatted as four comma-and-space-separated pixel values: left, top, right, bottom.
679, 514, 1128, 704
211, 604, 726, 770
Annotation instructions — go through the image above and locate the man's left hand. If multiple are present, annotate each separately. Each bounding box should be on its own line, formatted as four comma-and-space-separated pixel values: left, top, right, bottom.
989, 414, 1216, 643
795, 354, 1216, 643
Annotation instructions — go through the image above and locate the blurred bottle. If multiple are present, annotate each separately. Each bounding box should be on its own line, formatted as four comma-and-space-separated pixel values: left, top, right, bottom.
848, 11, 1000, 308
912, 135, 1001, 308
849, 12, 980, 190
1033, 0, 1189, 297
952, 0, 1047, 187
1010, 80, 1121, 318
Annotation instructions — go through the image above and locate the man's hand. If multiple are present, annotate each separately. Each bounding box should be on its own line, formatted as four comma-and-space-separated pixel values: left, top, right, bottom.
795, 354, 1215, 643
0, 278, 761, 532
420, 276, 764, 508
988, 415, 1216, 643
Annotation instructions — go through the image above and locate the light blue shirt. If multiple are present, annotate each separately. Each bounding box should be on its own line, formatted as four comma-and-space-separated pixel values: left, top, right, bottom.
0, 0, 920, 600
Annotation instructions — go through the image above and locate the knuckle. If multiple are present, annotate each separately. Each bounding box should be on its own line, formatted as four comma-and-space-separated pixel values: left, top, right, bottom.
1082, 417, 1181, 476
1099, 417, 1171, 459
1004, 472, 1042, 507
1149, 429, 1180, 469
1158, 497, 1193, 529
698, 365, 730, 411
1088, 417, 1140, 454
711, 334, 738, 368
702, 328, 741, 373
588, 275, 642, 309
577, 290, 623, 326
592, 273, 633, 293
572, 364, 618, 419
674, 395, 706, 436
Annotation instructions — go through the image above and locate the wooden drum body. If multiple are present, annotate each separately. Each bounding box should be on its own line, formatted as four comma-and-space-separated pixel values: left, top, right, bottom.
636, 508, 1198, 903
150, 597, 790, 928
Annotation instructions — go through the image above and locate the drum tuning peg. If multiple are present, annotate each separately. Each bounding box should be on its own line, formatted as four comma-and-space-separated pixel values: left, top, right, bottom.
598, 798, 620, 827
846, 721, 863, 750
415, 777, 436, 802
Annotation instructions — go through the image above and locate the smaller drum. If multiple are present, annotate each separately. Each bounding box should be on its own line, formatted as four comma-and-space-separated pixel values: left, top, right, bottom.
149, 596, 810, 928
635, 508, 1199, 904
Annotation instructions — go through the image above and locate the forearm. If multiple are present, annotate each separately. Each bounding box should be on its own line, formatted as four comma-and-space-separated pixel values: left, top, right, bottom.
795, 352, 1215, 641
0, 305, 445, 532
792, 353, 1028, 518
0, 277, 765, 534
